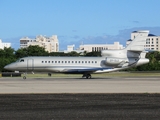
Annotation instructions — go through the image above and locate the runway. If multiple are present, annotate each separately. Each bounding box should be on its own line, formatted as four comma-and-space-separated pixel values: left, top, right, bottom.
0, 76, 160, 94
0, 76, 160, 119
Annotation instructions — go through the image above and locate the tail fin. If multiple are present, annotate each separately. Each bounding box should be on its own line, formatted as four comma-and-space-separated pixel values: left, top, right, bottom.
125, 30, 149, 52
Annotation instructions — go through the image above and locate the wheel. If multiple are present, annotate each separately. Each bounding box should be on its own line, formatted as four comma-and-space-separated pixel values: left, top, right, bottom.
23, 76, 26, 80
48, 73, 52, 77
86, 74, 91, 79
82, 73, 92, 79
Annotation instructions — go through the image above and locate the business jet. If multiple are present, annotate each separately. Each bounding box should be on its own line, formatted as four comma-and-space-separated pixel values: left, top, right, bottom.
4, 30, 149, 79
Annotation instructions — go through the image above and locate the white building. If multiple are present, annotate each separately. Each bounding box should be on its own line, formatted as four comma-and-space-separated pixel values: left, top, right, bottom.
67, 44, 75, 52
64, 44, 84, 53
127, 31, 160, 51
0, 39, 11, 49
20, 35, 59, 53
79, 42, 124, 52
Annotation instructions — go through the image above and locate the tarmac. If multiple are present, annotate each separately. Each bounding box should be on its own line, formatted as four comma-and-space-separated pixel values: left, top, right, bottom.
0, 76, 160, 119
0, 76, 160, 93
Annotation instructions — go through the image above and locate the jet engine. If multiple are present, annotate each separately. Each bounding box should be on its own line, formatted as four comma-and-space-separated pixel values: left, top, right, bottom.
104, 58, 128, 66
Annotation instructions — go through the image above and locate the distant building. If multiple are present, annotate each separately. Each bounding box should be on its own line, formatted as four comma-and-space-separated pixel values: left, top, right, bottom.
20, 35, 59, 53
64, 45, 84, 53
145, 34, 160, 51
0, 39, 11, 49
79, 42, 124, 52
127, 31, 160, 51
67, 44, 75, 52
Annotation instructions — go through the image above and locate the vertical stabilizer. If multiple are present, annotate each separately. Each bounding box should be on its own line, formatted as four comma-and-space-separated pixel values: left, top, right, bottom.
125, 30, 149, 51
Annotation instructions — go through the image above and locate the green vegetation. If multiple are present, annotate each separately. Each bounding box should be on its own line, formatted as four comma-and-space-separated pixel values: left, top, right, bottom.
0, 47, 16, 72
0, 46, 160, 72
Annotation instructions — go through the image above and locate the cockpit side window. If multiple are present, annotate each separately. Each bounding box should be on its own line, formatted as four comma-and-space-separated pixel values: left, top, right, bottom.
20, 59, 24, 62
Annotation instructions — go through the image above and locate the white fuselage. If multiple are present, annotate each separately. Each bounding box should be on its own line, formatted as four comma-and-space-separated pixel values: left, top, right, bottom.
4, 56, 149, 74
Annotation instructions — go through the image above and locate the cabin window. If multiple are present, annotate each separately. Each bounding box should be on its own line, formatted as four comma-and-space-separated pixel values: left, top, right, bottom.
42, 61, 44, 63
20, 59, 24, 62
68, 61, 70, 63
58, 61, 60, 63
95, 61, 97, 63
72, 61, 74, 63
65, 61, 67, 63
88, 61, 90, 63
82, 61, 84, 63
62, 61, 63, 63
79, 61, 80, 63
52, 61, 54, 63
92, 61, 94, 63
55, 61, 57, 63
85, 61, 87, 63
48, 61, 50, 63
75, 61, 77, 63
45, 61, 47, 63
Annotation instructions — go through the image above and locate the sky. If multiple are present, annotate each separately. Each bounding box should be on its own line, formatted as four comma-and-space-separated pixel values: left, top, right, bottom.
1, 0, 160, 50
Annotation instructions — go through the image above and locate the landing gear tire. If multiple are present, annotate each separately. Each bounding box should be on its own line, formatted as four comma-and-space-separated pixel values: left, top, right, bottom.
82, 74, 91, 79
86, 74, 91, 79
23, 76, 26, 80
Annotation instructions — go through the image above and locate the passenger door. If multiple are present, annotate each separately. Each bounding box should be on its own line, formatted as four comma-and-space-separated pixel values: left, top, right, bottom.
27, 59, 34, 71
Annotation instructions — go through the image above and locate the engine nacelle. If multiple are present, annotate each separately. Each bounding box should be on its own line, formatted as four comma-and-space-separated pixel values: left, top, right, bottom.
104, 58, 128, 65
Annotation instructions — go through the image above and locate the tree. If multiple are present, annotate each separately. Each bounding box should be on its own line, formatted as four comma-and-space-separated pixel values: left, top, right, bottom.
67, 51, 80, 56
27, 45, 49, 56
15, 45, 49, 58
85, 51, 101, 56
0, 47, 16, 72
15, 48, 28, 58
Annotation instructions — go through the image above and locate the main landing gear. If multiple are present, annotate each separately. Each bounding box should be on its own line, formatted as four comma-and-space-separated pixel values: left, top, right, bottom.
82, 73, 92, 79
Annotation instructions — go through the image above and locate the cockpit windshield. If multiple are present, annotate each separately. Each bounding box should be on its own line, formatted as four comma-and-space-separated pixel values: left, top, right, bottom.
18, 59, 24, 62
20, 59, 24, 62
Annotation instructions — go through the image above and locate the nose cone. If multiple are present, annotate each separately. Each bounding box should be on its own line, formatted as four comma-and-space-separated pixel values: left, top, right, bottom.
4, 64, 15, 71
4, 65, 9, 70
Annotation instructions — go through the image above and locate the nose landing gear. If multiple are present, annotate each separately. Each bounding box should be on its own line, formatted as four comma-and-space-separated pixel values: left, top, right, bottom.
23, 76, 26, 79
23, 73, 27, 80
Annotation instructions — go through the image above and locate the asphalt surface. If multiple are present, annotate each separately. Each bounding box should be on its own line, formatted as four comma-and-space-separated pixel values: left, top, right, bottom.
0, 93, 160, 120
0, 77, 160, 93
0, 76, 160, 119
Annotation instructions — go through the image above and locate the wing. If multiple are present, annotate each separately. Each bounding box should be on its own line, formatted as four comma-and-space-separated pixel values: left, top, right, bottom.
62, 67, 112, 74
